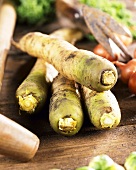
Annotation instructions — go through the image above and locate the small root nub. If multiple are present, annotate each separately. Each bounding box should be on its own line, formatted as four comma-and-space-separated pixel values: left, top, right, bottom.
101, 70, 115, 86
58, 117, 77, 133
100, 113, 116, 128
18, 94, 38, 113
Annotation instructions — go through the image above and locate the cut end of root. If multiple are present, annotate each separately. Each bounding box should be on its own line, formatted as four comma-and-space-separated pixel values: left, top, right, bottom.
100, 113, 116, 128
101, 70, 115, 86
58, 117, 77, 133
18, 94, 38, 113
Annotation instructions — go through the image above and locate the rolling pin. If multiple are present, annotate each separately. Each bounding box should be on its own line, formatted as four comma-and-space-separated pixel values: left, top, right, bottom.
0, 0, 17, 91
0, 114, 40, 161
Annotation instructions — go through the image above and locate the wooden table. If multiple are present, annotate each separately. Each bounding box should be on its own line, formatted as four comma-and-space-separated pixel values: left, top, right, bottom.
0, 1, 136, 170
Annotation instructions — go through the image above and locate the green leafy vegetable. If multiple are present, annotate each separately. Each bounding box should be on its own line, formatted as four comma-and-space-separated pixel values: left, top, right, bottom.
76, 154, 125, 170
124, 151, 136, 170
80, 0, 136, 39
88, 154, 116, 170
16, 0, 56, 25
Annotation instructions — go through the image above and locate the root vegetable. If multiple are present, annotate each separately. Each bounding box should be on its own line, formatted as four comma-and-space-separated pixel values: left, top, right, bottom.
15, 28, 84, 114
134, 49, 136, 58
81, 86, 121, 129
92, 26, 133, 63
50, 28, 83, 44
16, 58, 49, 114
114, 58, 136, 95
12, 32, 118, 92
0, 0, 16, 91
128, 72, 136, 95
93, 44, 118, 62
49, 73, 83, 136
114, 59, 136, 84
48, 28, 84, 136
93, 40, 131, 63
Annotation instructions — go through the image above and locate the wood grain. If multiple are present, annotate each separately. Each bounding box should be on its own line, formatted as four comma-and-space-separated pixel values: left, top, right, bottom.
0, 1, 136, 169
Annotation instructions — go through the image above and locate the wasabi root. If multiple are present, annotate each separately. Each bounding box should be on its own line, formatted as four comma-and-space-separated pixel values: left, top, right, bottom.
12, 31, 118, 92
15, 28, 83, 114
48, 28, 84, 136
81, 86, 121, 129
49, 73, 84, 136
16, 58, 49, 114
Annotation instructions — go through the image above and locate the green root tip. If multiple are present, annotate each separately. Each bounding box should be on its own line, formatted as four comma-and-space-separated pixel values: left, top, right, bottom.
18, 94, 38, 113
58, 117, 77, 133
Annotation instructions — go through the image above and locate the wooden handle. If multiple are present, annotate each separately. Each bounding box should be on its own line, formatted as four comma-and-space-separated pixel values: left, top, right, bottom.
0, 114, 40, 161
0, 0, 17, 91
